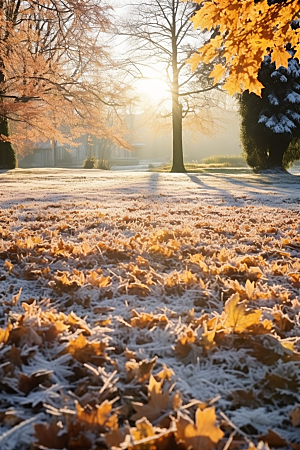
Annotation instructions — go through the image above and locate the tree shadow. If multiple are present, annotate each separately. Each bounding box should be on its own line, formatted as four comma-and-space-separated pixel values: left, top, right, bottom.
186, 172, 300, 208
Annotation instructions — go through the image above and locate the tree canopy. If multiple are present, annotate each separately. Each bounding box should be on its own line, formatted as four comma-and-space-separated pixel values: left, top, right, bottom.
0, 0, 128, 158
189, 0, 300, 95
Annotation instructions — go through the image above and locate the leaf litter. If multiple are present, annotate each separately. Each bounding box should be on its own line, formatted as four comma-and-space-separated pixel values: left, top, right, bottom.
0, 169, 300, 450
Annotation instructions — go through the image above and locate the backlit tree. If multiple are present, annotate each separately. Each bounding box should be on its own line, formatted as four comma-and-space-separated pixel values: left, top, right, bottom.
0, 0, 128, 169
118, 0, 222, 173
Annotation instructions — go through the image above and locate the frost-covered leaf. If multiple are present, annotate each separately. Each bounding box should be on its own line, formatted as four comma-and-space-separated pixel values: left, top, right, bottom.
224, 293, 262, 333
176, 407, 224, 450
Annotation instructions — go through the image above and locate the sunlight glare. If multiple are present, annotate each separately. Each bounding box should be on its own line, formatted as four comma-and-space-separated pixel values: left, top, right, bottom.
136, 78, 170, 105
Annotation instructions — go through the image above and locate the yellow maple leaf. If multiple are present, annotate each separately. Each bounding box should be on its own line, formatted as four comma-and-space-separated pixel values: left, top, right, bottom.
76, 400, 118, 430
0, 324, 12, 345
271, 47, 290, 69
224, 293, 262, 333
209, 64, 226, 84
131, 375, 169, 422
86, 271, 111, 288
187, 52, 202, 72
176, 407, 224, 450
222, 77, 242, 96
67, 334, 106, 364
189, 0, 300, 95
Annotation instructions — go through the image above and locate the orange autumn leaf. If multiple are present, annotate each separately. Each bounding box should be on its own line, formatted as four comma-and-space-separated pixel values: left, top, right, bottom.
75, 400, 118, 431
130, 309, 168, 329
156, 364, 174, 381
116, 418, 174, 450
86, 271, 111, 288
209, 64, 226, 84
67, 333, 106, 364
176, 407, 224, 450
189, 0, 300, 95
224, 293, 262, 332
271, 47, 291, 69
0, 324, 12, 345
66, 312, 91, 335
131, 375, 169, 422
131, 417, 157, 442
125, 356, 157, 383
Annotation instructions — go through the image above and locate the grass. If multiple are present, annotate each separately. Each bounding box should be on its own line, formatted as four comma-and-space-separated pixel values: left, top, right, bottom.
149, 163, 251, 174
149, 155, 249, 173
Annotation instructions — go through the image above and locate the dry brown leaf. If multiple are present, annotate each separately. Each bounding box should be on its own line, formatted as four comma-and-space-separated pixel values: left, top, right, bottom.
246, 266, 263, 282
33, 423, 68, 450
117, 417, 175, 450
245, 279, 255, 300
176, 407, 224, 450
273, 310, 295, 332
105, 427, 126, 448
6, 345, 22, 368
18, 370, 51, 394
259, 429, 288, 447
9, 326, 43, 347
290, 406, 300, 427
224, 293, 262, 333
127, 282, 151, 297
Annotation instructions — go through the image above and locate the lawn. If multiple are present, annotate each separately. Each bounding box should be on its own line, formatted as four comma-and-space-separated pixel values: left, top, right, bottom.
0, 168, 300, 450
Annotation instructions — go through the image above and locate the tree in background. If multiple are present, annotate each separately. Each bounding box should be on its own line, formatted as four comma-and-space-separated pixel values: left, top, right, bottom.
190, 0, 300, 96
0, 0, 129, 169
118, 0, 222, 173
240, 50, 300, 171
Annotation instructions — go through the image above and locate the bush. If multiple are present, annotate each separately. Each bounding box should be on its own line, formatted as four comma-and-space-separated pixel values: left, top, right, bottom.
239, 52, 300, 171
83, 156, 96, 169
201, 154, 247, 166
95, 158, 112, 170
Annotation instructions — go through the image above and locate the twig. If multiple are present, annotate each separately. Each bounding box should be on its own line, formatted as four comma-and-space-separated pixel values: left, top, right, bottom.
220, 411, 252, 444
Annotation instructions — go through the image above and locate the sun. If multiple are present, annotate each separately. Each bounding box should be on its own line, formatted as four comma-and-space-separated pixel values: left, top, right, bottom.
136, 77, 170, 105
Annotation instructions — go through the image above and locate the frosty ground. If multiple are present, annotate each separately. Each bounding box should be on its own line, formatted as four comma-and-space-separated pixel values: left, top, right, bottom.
0, 168, 300, 450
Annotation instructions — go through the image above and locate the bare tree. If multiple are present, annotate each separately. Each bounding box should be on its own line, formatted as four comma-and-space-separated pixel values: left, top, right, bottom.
117, 0, 222, 172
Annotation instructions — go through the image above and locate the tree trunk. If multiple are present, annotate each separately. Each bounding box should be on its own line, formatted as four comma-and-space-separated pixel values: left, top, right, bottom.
171, 98, 185, 172
53, 140, 58, 167
266, 137, 289, 170
170, 2, 186, 173
0, 64, 16, 169
0, 116, 16, 169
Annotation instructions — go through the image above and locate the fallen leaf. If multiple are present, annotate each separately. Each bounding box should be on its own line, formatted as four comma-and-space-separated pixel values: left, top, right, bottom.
131, 375, 169, 422
18, 370, 52, 395
75, 400, 118, 431
33, 422, 68, 450
290, 406, 300, 427
224, 293, 262, 333
67, 333, 106, 364
125, 356, 157, 383
176, 407, 224, 450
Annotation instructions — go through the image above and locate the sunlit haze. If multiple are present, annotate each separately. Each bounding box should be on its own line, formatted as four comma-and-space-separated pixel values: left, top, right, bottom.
136, 77, 170, 105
